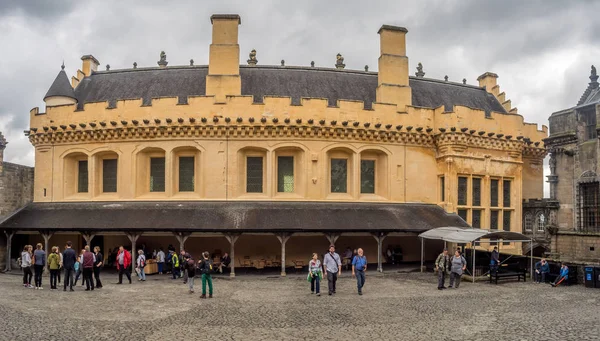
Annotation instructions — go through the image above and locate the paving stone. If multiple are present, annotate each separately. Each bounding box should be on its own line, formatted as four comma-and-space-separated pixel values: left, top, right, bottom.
0, 272, 598, 340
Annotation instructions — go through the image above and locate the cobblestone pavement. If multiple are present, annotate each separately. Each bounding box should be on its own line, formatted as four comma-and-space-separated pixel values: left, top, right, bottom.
1, 271, 599, 341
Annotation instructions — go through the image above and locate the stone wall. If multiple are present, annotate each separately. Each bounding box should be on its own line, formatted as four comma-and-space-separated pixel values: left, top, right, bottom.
550, 232, 600, 263
0, 150, 35, 269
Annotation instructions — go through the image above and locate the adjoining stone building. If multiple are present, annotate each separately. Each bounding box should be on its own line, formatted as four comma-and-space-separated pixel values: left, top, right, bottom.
0, 133, 34, 270
544, 66, 600, 262
0, 14, 547, 275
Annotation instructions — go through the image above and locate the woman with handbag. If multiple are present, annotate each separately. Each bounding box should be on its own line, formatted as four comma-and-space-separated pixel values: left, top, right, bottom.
307, 253, 323, 296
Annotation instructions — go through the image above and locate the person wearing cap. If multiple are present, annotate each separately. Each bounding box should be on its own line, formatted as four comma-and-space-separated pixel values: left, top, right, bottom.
435, 248, 450, 290
323, 245, 342, 295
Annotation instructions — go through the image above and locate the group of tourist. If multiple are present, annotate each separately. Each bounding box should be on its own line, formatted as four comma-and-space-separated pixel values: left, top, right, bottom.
307, 245, 368, 296
435, 248, 467, 290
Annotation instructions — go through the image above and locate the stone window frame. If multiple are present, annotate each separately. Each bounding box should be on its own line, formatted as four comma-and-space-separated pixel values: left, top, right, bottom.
576, 172, 600, 232
536, 212, 546, 232
456, 174, 485, 229
61, 151, 92, 200
524, 213, 533, 232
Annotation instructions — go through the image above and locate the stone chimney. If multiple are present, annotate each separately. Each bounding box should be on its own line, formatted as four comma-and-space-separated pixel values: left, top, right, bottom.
206, 14, 242, 102
477, 72, 498, 93
81, 55, 100, 77
376, 25, 411, 111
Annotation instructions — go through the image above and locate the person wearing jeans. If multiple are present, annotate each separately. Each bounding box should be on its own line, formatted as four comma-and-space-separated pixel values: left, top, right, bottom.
21, 245, 33, 288
323, 245, 342, 296
32, 243, 46, 290
184, 254, 196, 293
535, 259, 550, 283
308, 253, 322, 296
352, 248, 367, 295
136, 250, 146, 281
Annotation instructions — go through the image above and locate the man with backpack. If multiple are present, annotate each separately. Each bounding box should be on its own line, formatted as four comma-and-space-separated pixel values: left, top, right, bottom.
199, 251, 213, 298
180, 249, 190, 283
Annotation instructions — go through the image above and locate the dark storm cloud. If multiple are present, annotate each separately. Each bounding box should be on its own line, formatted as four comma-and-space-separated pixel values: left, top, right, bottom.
0, 0, 598, 177
0, 0, 78, 19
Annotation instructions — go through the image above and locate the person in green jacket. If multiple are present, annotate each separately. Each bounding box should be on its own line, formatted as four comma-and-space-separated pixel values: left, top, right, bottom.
48, 246, 61, 290
199, 251, 213, 299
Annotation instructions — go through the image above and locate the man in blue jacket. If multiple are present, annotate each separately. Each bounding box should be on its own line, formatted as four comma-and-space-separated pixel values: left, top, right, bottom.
551, 264, 569, 287
534, 258, 550, 283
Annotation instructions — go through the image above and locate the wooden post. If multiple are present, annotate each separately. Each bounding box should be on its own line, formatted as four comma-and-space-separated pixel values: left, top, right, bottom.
126, 233, 142, 274
371, 232, 388, 273
275, 233, 293, 276
82, 232, 96, 247
173, 232, 191, 252
224, 233, 240, 278
41, 231, 54, 272
4, 231, 14, 272
325, 233, 340, 247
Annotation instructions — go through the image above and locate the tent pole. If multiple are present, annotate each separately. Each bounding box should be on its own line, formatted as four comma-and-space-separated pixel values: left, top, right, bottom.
472, 242, 476, 283
530, 240, 533, 281
420, 237, 424, 273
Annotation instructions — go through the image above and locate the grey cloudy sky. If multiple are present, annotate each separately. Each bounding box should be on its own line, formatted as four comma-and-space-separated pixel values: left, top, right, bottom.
1, 0, 598, 172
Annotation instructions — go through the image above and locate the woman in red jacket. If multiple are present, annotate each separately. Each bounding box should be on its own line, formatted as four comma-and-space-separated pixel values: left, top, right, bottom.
116, 246, 132, 284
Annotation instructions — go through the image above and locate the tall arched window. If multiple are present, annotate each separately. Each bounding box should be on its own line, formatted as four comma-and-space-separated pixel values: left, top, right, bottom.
524, 213, 533, 231
536, 213, 545, 232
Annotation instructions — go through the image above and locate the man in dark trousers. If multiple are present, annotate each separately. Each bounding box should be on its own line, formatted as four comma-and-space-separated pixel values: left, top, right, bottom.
82, 246, 95, 291
490, 246, 500, 274
323, 245, 342, 296
435, 248, 450, 290
62, 241, 77, 292
116, 246, 132, 284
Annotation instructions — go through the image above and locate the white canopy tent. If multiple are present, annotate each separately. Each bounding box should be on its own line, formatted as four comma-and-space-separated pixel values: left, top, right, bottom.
419, 227, 533, 283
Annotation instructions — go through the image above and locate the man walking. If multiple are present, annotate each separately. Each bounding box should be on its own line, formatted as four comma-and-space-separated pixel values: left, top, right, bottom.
435, 248, 450, 290
323, 245, 342, 296
62, 241, 77, 292
82, 246, 95, 291
352, 248, 367, 295
116, 246, 132, 284
180, 249, 190, 283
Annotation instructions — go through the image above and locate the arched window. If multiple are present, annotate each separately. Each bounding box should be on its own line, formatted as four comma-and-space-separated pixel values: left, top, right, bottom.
536, 213, 545, 232
524, 213, 533, 231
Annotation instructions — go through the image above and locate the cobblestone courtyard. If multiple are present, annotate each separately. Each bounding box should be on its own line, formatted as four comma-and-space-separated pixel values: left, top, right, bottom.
1, 271, 599, 341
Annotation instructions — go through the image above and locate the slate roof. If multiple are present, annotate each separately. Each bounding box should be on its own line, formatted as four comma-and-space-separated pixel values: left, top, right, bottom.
44, 67, 76, 101
0, 201, 468, 232
72, 65, 507, 115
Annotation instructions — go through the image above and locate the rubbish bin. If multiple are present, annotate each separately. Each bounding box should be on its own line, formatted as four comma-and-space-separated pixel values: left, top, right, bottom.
595, 267, 600, 288
584, 266, 595, 288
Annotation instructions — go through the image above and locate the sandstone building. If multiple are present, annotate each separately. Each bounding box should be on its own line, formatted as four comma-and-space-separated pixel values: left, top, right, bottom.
0, 14, 547, 275
0, 133, 34, 270
543, 66, 600, 262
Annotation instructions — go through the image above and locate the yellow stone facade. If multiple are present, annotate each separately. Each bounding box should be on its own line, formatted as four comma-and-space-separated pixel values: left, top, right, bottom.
20, 14, 548, 267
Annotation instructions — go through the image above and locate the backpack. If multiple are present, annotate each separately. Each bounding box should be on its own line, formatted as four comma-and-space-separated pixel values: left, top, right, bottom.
187, 258, 195, 269
201, 259, 212, 274
140, 256, 146, 268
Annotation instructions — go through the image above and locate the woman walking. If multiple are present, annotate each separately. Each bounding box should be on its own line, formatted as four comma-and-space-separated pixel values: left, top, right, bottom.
184, 254, 196, 294
199, 251, 213, 299
93, 246, 103, 288
32, 243, 46, 289
57, 246, 63, 284
308, 253, 322, 296
21, 245, 33, 288
136, 250, 146, 281
449, 250, 467, 289
74, 249, 85, 286
48, 247, 61, 290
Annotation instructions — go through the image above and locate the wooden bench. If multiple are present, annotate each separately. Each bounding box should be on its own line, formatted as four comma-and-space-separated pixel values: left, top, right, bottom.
489, 269, 527, 284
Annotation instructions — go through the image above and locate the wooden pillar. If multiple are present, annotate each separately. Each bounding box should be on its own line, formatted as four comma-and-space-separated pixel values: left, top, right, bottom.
371, 232, 388, 273
81, 232, 96, 247
224, 233, 240, 278
173, 232, 191, 252
325, 233, 340, 247
126, 233, 142, 274
275, 233, 293, 276
41, 231, 54, 271
4, 231, 14, 272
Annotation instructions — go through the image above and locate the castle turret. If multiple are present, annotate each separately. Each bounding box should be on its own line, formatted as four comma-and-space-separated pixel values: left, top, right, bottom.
43, 64, 77, 107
